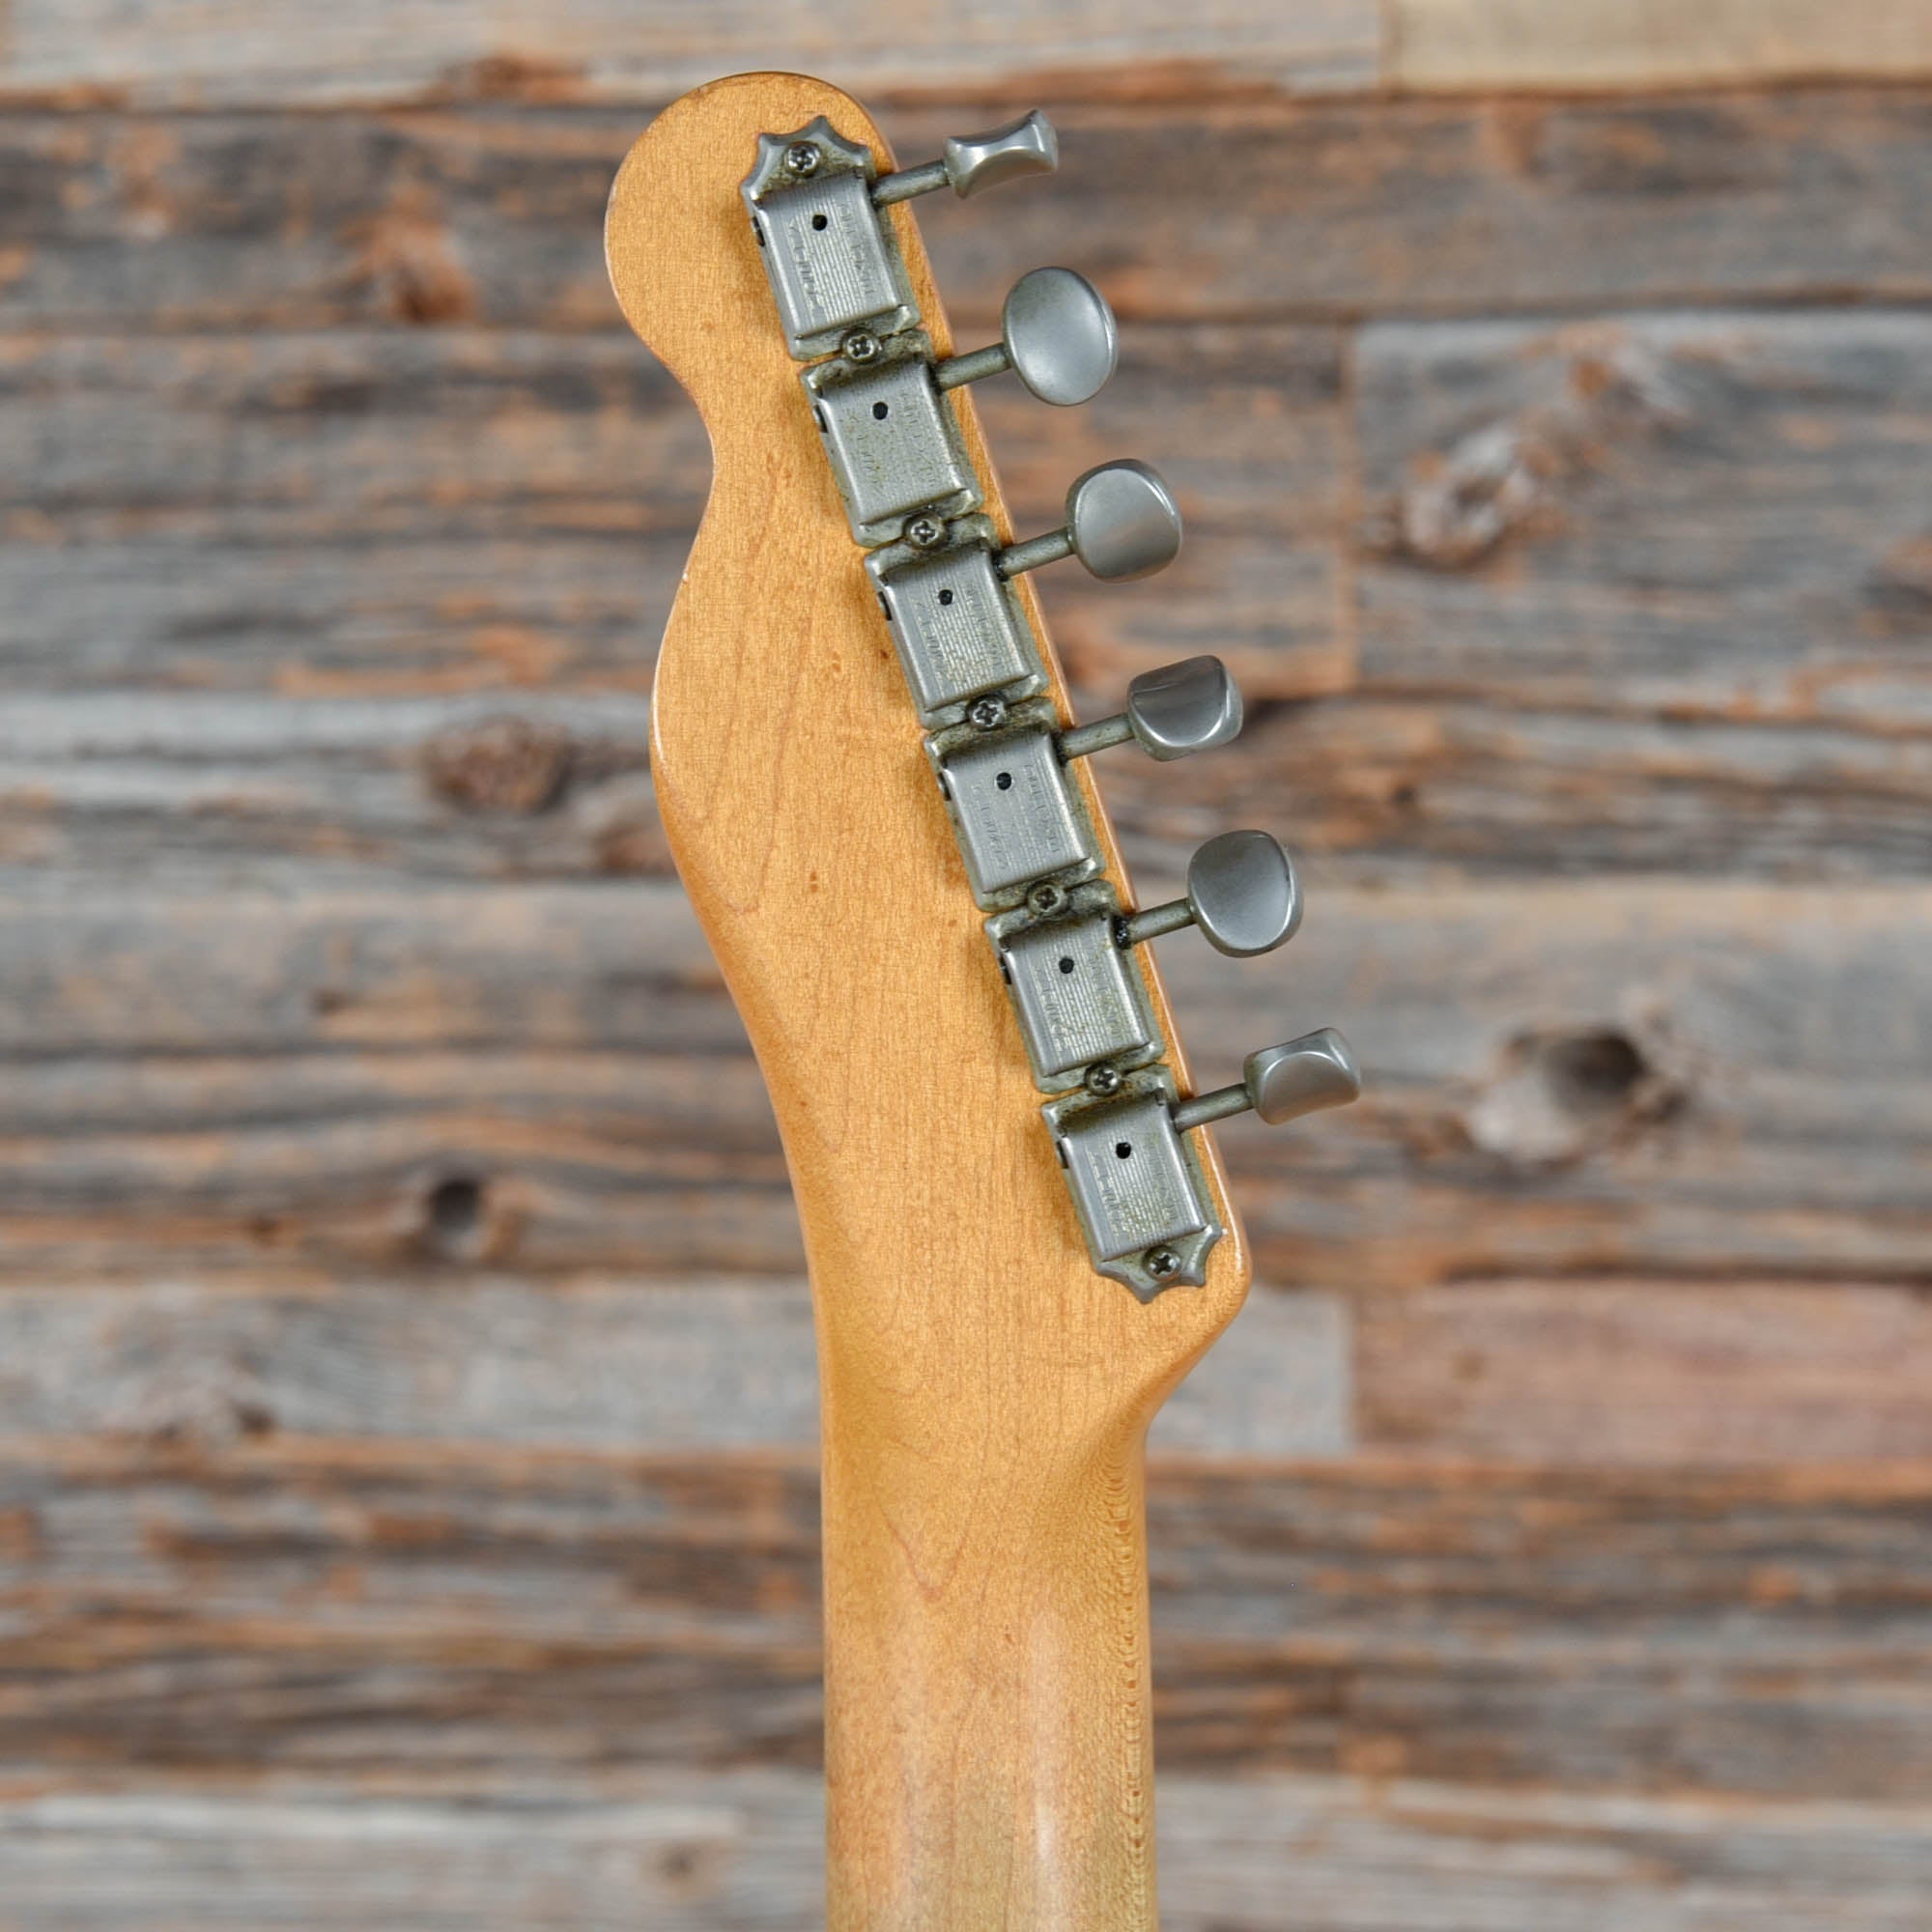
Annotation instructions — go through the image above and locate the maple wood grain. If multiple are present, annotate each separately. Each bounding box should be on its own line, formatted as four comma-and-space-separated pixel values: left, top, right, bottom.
606, 72, 1249, 1929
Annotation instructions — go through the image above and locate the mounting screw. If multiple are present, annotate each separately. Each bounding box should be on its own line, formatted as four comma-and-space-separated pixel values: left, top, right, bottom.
1146, 1246, 1181, 1280
785, 141, 822, 177
967, 696, 1009, 731
1026, 880, 1069, 919
843, 329, 882, 364
1085, 1064, 1123, 1098
905, 514, 948, 551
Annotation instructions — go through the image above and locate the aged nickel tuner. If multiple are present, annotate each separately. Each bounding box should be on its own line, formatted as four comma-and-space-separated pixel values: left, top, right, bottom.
1173, 1029, 1362, 1132
1060, 655, 1242, 763
935, 268, 1118, 408
722, 80, 1362, 1308
1000, 459, 1183, 582
1118, 829, 1300, 957
871, 110, 1059, 205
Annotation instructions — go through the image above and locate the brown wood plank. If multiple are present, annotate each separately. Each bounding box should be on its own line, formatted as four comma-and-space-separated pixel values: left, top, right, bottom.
7, 92, 1932, 334
0, 879, 1923, 1286
1111, 696, 1932, 882
21, 1268, 1932, 1474
0, 1275, 1351, 1460
1357, 1281, 1932, 1466
0, 326, 1344, 704
4, 1446, 1932, 1796
1354, 310, 1932, 737
15, 0, 1932, 109
0, 4, 1381, 108
1393, 0, 1932, 93
12, 687, 1932, 888
7, 316, 1930, 887
7, 1772, 1932, 1930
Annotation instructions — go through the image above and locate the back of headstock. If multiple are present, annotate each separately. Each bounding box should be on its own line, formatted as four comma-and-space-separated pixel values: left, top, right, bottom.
607, 72, 1357, 1928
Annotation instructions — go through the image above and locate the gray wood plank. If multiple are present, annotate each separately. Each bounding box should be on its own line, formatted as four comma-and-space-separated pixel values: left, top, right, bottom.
0, 326, 1344, 705
1357, 1281, 1932, 1466
6, 316, 1930, 889
6, 92, 1932, 333
12, 687, 1932, 889
1110, 695, 1932, 882
0, 1275, 1351, 1460
7, 1773, 1932, 1930
5, 1448, 1932, 1795
0, 878, 1923, 1287
1355, 309, 1932, 733
0, 3, 1380, 107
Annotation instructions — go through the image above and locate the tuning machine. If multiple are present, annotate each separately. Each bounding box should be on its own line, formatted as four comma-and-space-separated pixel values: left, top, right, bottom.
1118, 829, 1299, 958
984, 824, 1293, 1093
745, 112, 1061, 359
805, 267, 1121, 545
928, 659, 1253, 915
867, 521, 1195, 725
1001, 460, 1183, 582
1172, 1031, 1362, 1131
741, 99, 1362, 1302
871, 111, 1059, 206
1046, 1033, 1361, 1300
935, 268, 1117, 408
1060, 655, 1241, 764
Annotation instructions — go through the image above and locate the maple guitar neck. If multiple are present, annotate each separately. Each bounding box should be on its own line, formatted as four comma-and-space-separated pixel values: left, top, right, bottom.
608, 71, 1355, 1928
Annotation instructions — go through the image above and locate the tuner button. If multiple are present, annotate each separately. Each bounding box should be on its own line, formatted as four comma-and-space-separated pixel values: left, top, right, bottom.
945, 110, 1060, 196
934, 269, 1117, 407
1060, 655, 1243, 763
1129, 655, 1243, 759
1006, 268, 1117, 405
999, 460, 1184, 583
1171, 1028, 1362, 1134
872, 110, 1060, 206
1068, 460, 1183, 580
1117, 830, 1300, 958
1246, 1031, 1363, 1124
1188, 830, 1300, 956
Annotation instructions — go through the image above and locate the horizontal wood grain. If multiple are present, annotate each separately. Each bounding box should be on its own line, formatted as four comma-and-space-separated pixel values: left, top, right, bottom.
0, 35, 1923, 1924
14, 1267, 1932, 1471
10, 688, 1932, 890
6, 309, 1930, 893
0, 3, 1381, 108
1357, 1281, 1932, 1465
4, 1446, 1931, 1795
1392, 0, 1932, 92
8, 1773, 1932, 1931
0, 1275, 1351, 1460
13, 1, 1932, 107
0, 326, 1342, 705
1355, 309, 1932, 734
0, 879, 1922, 1287
7, 91, 1932, 334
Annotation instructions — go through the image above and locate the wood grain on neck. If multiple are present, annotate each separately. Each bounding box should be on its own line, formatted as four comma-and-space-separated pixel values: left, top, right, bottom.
607, 72, 1250, 1929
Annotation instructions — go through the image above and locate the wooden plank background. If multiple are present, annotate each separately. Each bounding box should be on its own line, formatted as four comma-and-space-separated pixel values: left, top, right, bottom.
3, 3, 1931, 1925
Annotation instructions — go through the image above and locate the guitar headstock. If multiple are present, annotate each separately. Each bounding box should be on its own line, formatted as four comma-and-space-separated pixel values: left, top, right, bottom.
606, 72, 1356, 1419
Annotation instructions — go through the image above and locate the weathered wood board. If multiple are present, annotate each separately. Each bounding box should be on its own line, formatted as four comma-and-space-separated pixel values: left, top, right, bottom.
11, 1453, 1932, 1793
1392, 0, 1932, 92
7, 1446, 1932, 1797
3, 15, 1930, 1927
0, 1275, 1351, 1459
9, 93, 1932, 334
0, 3, 1385, 107
8, 1, 1932, 106
15, 1773, 1932, 1932
0, 879, 1924, 1288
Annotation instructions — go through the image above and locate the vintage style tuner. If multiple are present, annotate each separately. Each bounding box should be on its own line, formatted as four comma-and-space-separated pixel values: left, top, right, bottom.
608, 72, 1360, 1930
